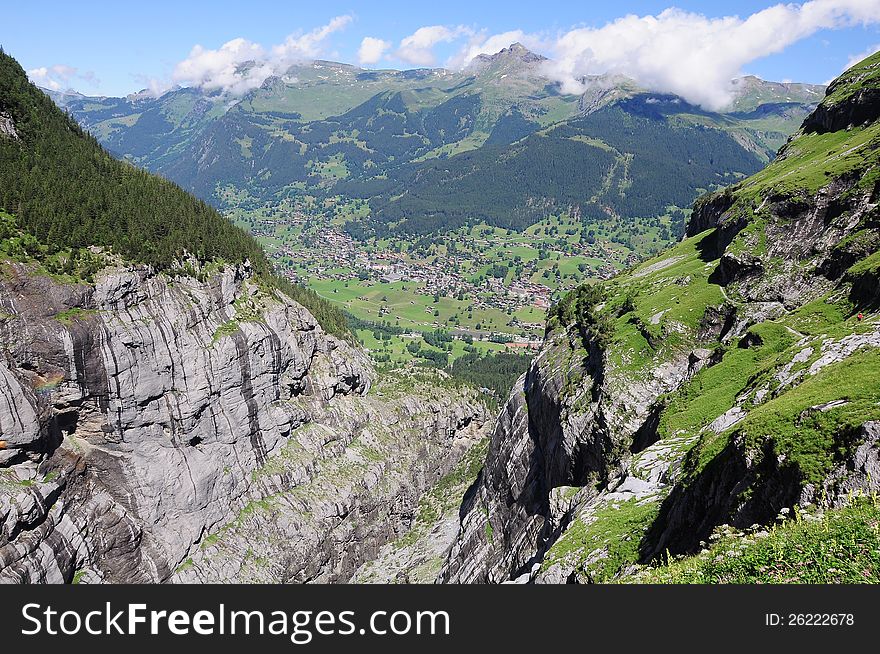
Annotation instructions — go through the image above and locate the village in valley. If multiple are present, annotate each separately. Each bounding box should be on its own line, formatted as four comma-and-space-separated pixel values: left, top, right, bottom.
229, 191, 646, 367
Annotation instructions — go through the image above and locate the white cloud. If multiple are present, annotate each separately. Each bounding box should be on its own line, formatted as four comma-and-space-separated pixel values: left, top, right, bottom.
78, 70, 100, 86
50, 64, 77, 78
27, 64, 99, 92
173, 37, 271, 95
845, 42, 880, 70
271, 15, 353, 61
543, 0, 880, 110
171, 15, 352, 96
131, 73, 175, 98
28, 67, 59, 90
358, 36, 392, 65
396, 25, 472, 66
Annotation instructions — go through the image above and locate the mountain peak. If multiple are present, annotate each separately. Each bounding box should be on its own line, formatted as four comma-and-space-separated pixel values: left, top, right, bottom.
467, 42, 547, 72
724, 75, 826, 112
505, 42, 534, 55
38, 86, 89, 107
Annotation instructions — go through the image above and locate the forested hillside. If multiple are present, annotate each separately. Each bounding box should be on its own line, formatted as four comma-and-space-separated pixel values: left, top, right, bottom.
350, 94, 766, 236
0, 50, 265, 270
0, 49, 348, 336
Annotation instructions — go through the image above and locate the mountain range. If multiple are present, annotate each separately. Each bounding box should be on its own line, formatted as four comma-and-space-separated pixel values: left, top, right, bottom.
52, 44, 825, 240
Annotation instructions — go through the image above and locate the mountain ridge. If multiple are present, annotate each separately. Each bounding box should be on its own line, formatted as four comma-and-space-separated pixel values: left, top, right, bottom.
44, 42, 823, 111
55, 49, 825, 251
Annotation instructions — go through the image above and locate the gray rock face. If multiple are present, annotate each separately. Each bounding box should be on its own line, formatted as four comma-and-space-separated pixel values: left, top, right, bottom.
0, 263, 486, 583
820, 422, 880, 502
440, 324, 690, 583
534, 434, 696, 584
174, 388, 485, 583
352, 436, 489, 584
0, 111, 17, 140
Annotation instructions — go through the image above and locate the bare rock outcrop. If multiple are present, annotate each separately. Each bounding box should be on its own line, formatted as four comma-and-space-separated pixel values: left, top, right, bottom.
0, 263, 486, 583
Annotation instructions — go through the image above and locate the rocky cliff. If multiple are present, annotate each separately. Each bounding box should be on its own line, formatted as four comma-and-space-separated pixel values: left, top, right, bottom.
442, 51, 880, 584
0, 262, 486, 583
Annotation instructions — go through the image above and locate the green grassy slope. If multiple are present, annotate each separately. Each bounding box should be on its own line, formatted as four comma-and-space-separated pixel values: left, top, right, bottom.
539, 50, 880, 582
627, 497, 880, 583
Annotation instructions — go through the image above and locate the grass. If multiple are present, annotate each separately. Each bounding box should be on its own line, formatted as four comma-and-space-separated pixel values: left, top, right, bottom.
210, 286, 273, 342
740, 120, 880, 197
541, 497, 661, 582
682, 61, 879, 270
174, 558, 194, 574
822, 50, 880, 109
624, 230, 725, 330
413, 133, 489, 161
687, 348, 880, 485
658, 322, 795, 439
529, 58, 880, 584
197, 496, 280, 552
53, 307, 94, 325
0, 211, 108, 283
626, 497, 880, 583
847, 248, 880, 280
734, 348, 880, 483
578, 229, 725, 374
212, 320, 240, 342
309, 276, 534, 344
784, 294, 854, 337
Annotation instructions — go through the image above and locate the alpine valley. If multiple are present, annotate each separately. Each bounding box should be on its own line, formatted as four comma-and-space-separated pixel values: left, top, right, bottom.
1, 39, 879, 584
52, 45, 827, 369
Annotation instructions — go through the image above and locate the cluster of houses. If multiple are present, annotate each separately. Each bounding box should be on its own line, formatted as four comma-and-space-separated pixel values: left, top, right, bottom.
252, 205, 639, 350
270, 224, 559, 318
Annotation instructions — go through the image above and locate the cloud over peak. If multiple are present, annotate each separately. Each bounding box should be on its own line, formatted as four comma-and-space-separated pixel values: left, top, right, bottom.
41, 3, 880, 104
543, 0, 880, 109
172, 37, 269, 95
376, 1, 880, 109
445, 30, 548, 70
28, 64, 99, 92
170, 15, 352, 96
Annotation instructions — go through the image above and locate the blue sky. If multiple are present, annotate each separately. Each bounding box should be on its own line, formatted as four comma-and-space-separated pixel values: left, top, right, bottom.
2, 0, 879, 107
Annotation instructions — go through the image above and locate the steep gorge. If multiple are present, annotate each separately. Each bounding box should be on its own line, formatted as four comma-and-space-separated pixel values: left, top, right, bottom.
0, 261, 487, 583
